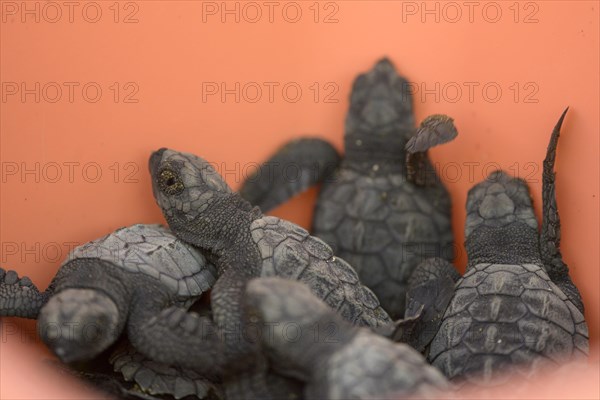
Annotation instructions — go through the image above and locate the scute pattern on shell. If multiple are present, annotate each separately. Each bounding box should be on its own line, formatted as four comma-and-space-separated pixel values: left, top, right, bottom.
313, 168, 453, 318
250, 216, 392, 327
428, 263, 589, 386
66, 224, 217, 299
309, 331, 448, 399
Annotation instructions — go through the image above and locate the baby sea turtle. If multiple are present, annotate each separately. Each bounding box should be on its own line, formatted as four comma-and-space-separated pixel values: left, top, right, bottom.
0, 224, 221, 399
147, 148, 393, 399
244, 277, 450, 399
240, 58, 457, 318
401, 109, 589, 386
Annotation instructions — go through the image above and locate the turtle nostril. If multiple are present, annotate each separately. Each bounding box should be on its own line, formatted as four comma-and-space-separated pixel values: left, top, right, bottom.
149, 149, 167, 174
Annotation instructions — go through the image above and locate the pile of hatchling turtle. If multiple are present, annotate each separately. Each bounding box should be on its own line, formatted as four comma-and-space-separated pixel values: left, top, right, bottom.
0, 59, 589, 400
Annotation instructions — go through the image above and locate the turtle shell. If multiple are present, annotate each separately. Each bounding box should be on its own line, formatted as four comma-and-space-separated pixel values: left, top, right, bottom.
65, 224, 217, 300
313, 168, 453, 318
428, 263, 589, 386
250, 216, 392, 328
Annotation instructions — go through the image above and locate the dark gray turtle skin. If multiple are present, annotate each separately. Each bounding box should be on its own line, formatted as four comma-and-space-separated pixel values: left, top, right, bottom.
146, 148, 393, 399
422, 110, 589, 387
240, 58, 457, 319
0, 224, 220, 399
244, 277, 450, 399
240, 138, 341, 212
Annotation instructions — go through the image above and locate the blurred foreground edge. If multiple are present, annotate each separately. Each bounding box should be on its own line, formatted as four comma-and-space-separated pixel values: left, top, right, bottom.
0, 323, 598, 400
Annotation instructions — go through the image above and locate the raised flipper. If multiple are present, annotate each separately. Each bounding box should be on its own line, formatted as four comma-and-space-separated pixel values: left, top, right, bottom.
0, 267, 53, 319
540, 108, 585, 314
239, 138, 341, 212
406, 114, 458, 186
391, 258, 460, 352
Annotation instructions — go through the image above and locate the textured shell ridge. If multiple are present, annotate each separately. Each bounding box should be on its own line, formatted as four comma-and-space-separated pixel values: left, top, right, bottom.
429, 263, 589, 382
64, 224, 216, 297
250, 216, 392, 327
313, 165, 453, 318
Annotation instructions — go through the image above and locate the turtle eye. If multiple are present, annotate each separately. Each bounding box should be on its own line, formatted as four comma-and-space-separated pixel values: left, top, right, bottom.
159, 169, 185, 195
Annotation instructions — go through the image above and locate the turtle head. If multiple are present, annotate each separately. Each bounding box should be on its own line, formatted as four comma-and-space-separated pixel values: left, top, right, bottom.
149, 148, 252, 249
38, 289, 122, 363
345, 58, 414, 142
244, 278, 351, 375
464, 171, 542, 267
465, 170, 538, 239
149, 148, 232, 220
245, 277, 332, 329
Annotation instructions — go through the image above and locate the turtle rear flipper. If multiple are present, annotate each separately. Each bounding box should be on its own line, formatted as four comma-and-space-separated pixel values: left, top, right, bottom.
239, 138, 340, 212
540, 108, 584, 314
406, 114, 458, 186
390, 258, 460, 352
0, 267, 53, 319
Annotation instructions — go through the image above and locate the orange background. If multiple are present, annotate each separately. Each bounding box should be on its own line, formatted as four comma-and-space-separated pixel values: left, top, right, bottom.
1, 1, 598, 398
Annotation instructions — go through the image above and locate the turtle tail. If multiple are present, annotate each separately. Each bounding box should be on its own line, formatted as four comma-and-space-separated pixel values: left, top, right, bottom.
540, 108, 584, 313
239, 138, 340, 212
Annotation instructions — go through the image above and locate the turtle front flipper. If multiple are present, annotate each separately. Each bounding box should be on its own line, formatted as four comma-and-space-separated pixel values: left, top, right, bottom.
239, 138, 340, 212
110, 341, 223, 400
390, 258, 460, 352
540, 108, 584, 313
128, 303, 225, 376
406, 114, 458, 186
0, 267, 53, 319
